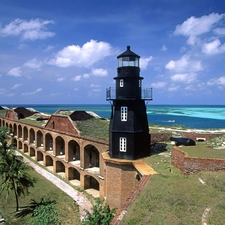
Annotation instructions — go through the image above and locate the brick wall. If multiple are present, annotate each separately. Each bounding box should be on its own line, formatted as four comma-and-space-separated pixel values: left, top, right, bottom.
151, 132, 171, 144
179, 132, 221, 141
172, 147, 225, 174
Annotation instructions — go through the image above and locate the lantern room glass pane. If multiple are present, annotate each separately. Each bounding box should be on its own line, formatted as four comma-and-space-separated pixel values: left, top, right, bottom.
118, 56, 139, 67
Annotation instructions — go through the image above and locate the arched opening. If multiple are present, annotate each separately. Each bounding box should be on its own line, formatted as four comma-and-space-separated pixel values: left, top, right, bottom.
84, 175, 99, 198
37, 151, 44, 165
9, 124, 13, 135
2, 120, 5, 127
29, 128, 35, 145
45, 133, 53, 152
23, 126, 28, 142
0, 119, 1, 127
13, 138, 17, 148
56, 136, 65, 157
18, 125, 22, 139
56, 161, 65, 178
30, 147, 35, 158
68, 140, 80, 165
68, 167, 80, 186
24, 144, 28, 153
18, 141, 22, 150
45, 155, 53, 172
37, 130, 43, 148
13, 124, 17, 137
84, 145, 99, 171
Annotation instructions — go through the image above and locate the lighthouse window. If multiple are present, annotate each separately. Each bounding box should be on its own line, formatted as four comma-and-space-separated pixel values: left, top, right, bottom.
119, 137, 127, 152
120, 79, 124, 87
139, 80, 142, 88
121, 106, 128, 121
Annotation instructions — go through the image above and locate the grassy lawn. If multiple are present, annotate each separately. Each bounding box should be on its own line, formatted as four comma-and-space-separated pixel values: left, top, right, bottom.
181, 144, 225, 159
0, 167, 80, 225
121, 144, 225, 225
76, 118, 109, 141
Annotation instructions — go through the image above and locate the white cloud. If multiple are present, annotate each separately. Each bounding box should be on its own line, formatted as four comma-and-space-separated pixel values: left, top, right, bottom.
83, 73, 90, 78
168, 85, 180, 92
73, 75, 82, 81
92, 89, 101, 92
92, 68, 108, 76
21, 88, 42, 95
44, 45, 55, 52
11, 83, 22, 89
151, 82, 167, 88
213, 28, 225, 36
170, 73, 197, 83
24, 58, 42, 69
140, 56, 152, 70
202, 39, 225, 55
74, 88, 79, 91
49, 40, 112, 68
174, 13, 225, 45
90, 84, 100, 88
18, 43, 29, 49
57, 77, 64, 82
7, 67, 22, 77
165, 55, 202, 73
161, 45, 167, 51
0, 18, 55, 40
207, 76, 225, 86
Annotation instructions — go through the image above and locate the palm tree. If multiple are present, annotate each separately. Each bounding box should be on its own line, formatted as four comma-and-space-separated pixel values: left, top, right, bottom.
0, 150, 35, 211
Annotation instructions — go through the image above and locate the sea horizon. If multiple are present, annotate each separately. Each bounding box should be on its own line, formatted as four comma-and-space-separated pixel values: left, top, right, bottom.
1, 103, 225, 129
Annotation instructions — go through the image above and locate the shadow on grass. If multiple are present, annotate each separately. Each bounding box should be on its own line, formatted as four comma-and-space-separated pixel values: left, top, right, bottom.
150, 143, 169, 156
15, 197, 56, 218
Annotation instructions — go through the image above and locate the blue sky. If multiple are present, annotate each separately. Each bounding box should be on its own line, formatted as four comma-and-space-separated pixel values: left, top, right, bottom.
0, 0, 225, 105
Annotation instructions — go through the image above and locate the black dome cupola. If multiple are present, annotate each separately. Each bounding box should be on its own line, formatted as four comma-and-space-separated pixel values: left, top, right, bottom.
106, 46, 153, 160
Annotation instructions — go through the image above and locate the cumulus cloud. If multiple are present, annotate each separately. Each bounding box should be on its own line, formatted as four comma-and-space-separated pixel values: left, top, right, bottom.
168, 85, 180, 92
0, 18, 55, 40
151, 82, 167, 88
49, 40, 112, 68
7, 67, 22, 77
161, 45, 167, 51
213, 28, 225, 36
21, 88, 42, 95
11, 83, 22, 89
202, 39, 225, 55
92, 68, 108, 76
73, 75, 82, 81
207, 76, 225, 86
57, 77, 64, 82
165, 55, 202, 73
24, 58, 42, 69
174, 13, 225, 45
140, 56, 152, 70
170, 73, 197, 83
90, 84, 100, 88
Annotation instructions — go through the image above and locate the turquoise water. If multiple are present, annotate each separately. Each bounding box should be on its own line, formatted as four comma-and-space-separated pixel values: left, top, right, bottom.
3, 104, 225, 129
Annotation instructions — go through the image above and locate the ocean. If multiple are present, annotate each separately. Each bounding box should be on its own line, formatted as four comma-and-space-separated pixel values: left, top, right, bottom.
3, 104, 225, 129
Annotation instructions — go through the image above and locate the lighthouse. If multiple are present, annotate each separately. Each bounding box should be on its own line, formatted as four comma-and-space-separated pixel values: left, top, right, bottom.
106, 46, 152, 160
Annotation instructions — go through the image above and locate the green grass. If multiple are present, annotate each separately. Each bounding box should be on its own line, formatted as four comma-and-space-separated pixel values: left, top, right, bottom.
0, 110, 7, 118
0, 167, 80, 225
121, 144, 225, 225
76, 118, 109, 141
181, 144, 225, 159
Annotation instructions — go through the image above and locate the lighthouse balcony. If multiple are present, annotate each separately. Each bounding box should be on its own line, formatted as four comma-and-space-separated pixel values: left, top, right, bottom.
106, 87, 152, 100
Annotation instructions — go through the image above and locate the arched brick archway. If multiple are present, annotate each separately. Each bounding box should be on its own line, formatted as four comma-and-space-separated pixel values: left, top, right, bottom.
23, 126, 28, 141
84, 145, 99, 169
18, 141, 22, 150
45, 155, 53, 172
37, 130, 43, 148
30, 128, 35, 144
24, 143, 28, 153
18, 125, 22, 139
13, 123, 17, 137
84, 175, 100, 197
45, 133, 53, 151
56, 136, 65, 156
56, 161, 65, 178
68, 140, 80, 162
37, 151, 44, 163
30, 147, 35, 157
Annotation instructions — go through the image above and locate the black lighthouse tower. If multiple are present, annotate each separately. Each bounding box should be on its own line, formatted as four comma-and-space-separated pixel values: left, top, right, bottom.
106, 46, 152, 160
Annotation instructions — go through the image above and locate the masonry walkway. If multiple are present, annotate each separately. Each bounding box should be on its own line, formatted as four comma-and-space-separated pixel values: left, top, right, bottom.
16, 152, 92, 220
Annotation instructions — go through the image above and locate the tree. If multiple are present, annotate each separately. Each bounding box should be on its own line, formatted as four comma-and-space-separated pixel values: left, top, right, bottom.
0, 150, 35, 211
29, 197, 61, 225
81, 198, 116, 225
0, 127, 9, 155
